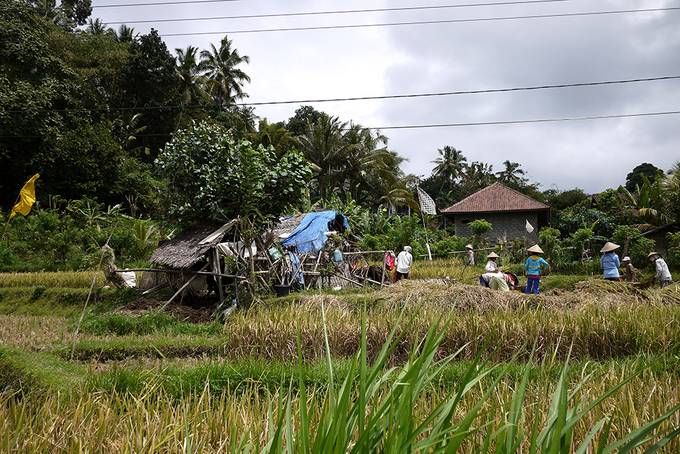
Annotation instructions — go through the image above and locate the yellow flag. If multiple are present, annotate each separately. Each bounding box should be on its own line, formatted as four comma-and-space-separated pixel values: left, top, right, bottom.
9, 174, 40, 220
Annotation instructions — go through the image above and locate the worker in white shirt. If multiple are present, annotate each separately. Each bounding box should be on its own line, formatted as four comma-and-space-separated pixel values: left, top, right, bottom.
484, 252, 499, 272
648, 252, 673, 288
465, 244, 475, 266
396, 246, 413, 281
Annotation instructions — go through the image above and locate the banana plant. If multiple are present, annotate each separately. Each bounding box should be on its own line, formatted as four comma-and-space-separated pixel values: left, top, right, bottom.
617, 175, 669, 228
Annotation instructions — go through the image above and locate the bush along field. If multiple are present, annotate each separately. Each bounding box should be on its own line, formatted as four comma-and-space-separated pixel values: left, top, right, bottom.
1, 270, 679, 452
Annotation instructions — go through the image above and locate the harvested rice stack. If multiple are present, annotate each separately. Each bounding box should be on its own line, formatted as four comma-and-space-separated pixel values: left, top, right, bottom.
645, 284, 680, 306
380, 280, 657, 312
573, 279, 642, 296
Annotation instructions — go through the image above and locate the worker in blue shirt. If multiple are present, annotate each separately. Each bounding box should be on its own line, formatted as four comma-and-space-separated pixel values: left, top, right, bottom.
524, 244, 549, 294
599, 242, 621, 281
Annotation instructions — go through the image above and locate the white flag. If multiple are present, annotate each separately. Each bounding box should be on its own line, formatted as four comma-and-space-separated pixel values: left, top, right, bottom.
417, 187, 437, 215
525, 219, 534, 234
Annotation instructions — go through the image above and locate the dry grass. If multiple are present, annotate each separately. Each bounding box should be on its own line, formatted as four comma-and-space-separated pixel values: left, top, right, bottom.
0, 315, 71, 349
0, 368, 677, 452
0, 271, 103, 288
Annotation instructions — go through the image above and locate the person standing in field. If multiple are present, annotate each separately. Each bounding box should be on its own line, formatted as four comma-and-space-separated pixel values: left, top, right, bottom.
396, 246, 413, 281
484, 252, 499, 272
648, 252, 673, 288
622, 256, 639, 282
384, 250, 397, 283
465, 244, 475, 266
524, 245, 549, 295
600, 242, 621, 281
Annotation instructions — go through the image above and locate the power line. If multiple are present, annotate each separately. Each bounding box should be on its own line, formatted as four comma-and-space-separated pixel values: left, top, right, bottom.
366, 110, 680, 130
2, 110, 679, 139
94, 0, 240, 8
4, 75, 680, 113
106, 0, 577, 25
242, 75, 680, 107
158, 7, 680, 36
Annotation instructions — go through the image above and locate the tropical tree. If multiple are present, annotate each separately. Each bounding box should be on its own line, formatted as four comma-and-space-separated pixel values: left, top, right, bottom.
199, 36, 250, 109
617, 176, 668, 228
662, 161, 680, 221
86, 18, 110, 36
432, 146, 467, 189
156, 120, 312, 222
625, 162, 663, 192
115, 24, 136, 43
252, 119, 296, 155
297, 114, 350, 200
175, 45, 207, 114
28, 0, 92, 27
496, 160, 528, 186
459, 161, 496, 197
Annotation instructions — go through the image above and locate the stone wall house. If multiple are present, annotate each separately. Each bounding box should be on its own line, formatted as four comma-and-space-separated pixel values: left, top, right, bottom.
441, 182, 550, 242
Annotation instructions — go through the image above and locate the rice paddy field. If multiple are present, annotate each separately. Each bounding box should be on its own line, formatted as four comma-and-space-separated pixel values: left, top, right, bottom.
1, 260, 679, 452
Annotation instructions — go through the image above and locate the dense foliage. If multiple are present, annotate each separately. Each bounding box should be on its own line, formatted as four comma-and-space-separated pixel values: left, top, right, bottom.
1, 1, 680, 273
156, 121, 312, 223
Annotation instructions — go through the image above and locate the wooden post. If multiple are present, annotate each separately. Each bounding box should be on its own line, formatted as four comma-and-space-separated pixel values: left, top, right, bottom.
213, 248, 224, 303
380, 252, 386, 288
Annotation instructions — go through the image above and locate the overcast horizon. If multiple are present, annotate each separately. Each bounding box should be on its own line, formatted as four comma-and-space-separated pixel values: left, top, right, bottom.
91, 0, 680, 193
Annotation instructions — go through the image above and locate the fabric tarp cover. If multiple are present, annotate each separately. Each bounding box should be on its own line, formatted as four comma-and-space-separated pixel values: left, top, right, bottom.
281, 211, 349, 254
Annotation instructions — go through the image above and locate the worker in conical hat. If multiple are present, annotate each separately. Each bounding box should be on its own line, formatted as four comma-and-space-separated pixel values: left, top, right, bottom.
599, 242, 621, 281
648, 252, 673, 288
484, 252, 500, 273
524, 245, 549, 294
465, 244, 475, 266
621, 256, 639, 282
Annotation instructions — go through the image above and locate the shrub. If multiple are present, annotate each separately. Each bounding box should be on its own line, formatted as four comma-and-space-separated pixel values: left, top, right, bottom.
468, 219, 492, 237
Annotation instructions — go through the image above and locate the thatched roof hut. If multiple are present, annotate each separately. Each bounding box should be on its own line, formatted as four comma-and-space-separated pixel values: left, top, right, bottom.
150, 222, 235, 270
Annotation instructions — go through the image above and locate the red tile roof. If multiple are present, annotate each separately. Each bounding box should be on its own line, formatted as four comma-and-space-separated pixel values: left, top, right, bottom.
442, 182, 549, 214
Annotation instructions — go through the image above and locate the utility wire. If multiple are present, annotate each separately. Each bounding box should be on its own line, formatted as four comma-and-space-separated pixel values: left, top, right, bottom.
160, 7, 680, 37
106, 0, 577, 24
4, 75, 680, 113
367, 110, 680, 131
2, 110, 680, 139
94, 0, 240, 8
157, 7, 680, 36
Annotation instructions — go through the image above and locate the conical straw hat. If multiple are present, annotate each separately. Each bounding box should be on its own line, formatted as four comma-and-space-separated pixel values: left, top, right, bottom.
648, 251, 659, 258
622, 256, 631, 262
527, 245, 544, 254
486, 252, 499, 259
600, 242, 620, 253
465, 244, 473, 249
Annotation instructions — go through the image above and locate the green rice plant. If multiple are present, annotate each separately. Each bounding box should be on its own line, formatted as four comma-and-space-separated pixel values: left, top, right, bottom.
77, 312, 224, 336
257, 310, 680, 452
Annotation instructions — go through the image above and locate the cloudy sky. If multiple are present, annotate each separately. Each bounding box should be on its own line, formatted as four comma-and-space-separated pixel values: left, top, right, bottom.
94, 0, 680, 192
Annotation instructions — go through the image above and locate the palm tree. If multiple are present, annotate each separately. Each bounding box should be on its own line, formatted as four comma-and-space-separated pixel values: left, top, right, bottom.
297, 114, 350, 199
175, 46, 207, 108
432, 146, 467, 189
115, 24, 137, 43
86, 18, 110, 36
199, 36, 251, 110
460, 161, 495, 197
495, 160, 528, 186
253, 119, 295, 155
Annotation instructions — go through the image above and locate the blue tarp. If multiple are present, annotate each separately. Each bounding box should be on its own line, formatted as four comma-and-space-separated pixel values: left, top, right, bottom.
281, 210, 349, 254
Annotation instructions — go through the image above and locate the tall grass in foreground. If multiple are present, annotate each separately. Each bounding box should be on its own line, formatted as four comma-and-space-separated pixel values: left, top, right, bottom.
2, 313, 678, 452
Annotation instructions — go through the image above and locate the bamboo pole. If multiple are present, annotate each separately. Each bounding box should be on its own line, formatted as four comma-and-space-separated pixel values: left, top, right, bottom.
213, 249, 224, 303
112, 268, 247, 280
161, 264, 208, 310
